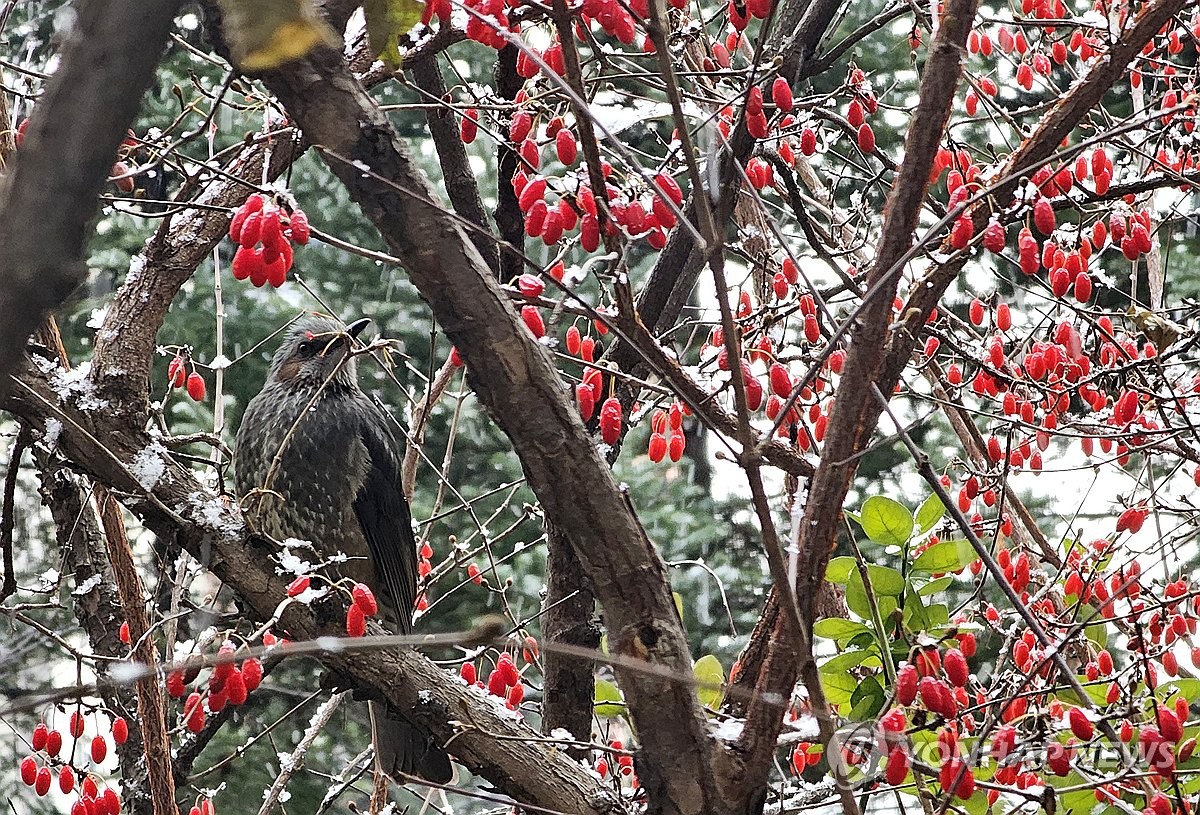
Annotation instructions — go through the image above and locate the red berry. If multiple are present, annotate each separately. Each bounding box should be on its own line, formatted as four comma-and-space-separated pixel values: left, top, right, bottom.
19, 756, 36, 786
45, 729, 62, 757
857, 122, 875, 152
460, 662, 477, 684
186, 372, 206, 401
184, 693, 205, 733
943, 647, 969, 687
351, 582, 378, 616
287, 575, 311, 597
59, 764, 74, 793
346, 604, 366, 637
288, 209, 310, 245
31, 722, 48, 751
555, 128, 578, 165
896, 664, 918, 705
648, 432, 667, 462
69, 710, 85, 738
112, 716, 129, 745
90, 734, 107, 763
521, 305, 546, 338
167, 357, 187, 388
119, 621, 131, 644
460, 108, 479, 144
982, 220, 1006, 253
599, 397, 622, 445
968, 298, 984, 326
225, 669, 248, 706
1034, 197, 1056, 234
35, 765, 51, 796
1068, 706, 1094, 740
771, 77, 794, 112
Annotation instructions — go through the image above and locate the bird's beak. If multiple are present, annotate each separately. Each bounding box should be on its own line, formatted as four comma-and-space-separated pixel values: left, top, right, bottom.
346, 318, 372, 341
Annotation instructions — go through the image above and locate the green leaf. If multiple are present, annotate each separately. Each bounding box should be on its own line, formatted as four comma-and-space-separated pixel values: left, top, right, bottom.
694, 654, 725, 709
819, 667, 857, 705
859, 496, 914, 546
673, 592, 685, 622
915, 494, 946, 534
594, 678, 626, 717
867, 565, 906, 596
1163, 679, 1200, 705
363, 0, 427, 69
845, 566, 904, 618
825, 556, 856, 584
911, 539, 979, 573
813, 618, 873, 643
903, 592, 948, 633
821, 648, 879, 673
918, 576, 955, 596
849, 675, 886, 720
846, 572, 870, 619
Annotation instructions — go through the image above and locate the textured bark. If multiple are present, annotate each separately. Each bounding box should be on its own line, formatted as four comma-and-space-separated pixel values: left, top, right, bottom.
0, 0, 182, 389
254, 44, 721, 814
722, 1, 980, 810
493, 45, 526, 282
409, 56, 499, 275
540, 523, 599, 755
40, 465, 153, 815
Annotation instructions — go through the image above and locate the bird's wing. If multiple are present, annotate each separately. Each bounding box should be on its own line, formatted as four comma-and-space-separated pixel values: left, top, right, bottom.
352, 408, 418, 634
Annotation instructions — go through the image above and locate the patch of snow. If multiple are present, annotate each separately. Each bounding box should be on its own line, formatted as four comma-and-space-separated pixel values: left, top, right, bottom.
129, 443, 168, 491
72, 574, 103, 596
209, 354, 232, 371
713, 718, 744, 741
316, 635, 343, 652
42, 418, 62, 452
293, 586, 328, 605
785, 714, 820, 741
549, 727, 575, 742
37, 569, 60, 590
86, 307, 109, 329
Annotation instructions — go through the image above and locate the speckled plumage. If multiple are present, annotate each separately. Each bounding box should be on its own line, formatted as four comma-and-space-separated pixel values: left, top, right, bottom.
234, 315, 450, 784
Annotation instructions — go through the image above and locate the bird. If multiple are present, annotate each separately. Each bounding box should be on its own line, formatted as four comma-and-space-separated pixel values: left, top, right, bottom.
233, 313, 452, 784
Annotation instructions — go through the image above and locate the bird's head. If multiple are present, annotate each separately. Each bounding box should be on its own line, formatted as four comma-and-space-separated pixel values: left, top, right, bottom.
267, 315, 371, 391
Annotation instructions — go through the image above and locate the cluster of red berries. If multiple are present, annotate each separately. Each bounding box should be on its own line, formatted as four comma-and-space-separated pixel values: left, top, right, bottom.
346, 582, 378, 637
167, 356, 207, 401
460, 651, 526, 711
697, 308, 840, 451
594, 739, 636, 786
186, 799, 218, 815
18, 710, 126, 813
165, 640, 266, 733
227, 193, 309, 288
646, 403, 687, 463
513, 157, 684, 251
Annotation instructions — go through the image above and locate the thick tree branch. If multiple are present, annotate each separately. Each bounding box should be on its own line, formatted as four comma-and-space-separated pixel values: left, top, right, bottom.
409, 56, 500, 275
728, 0, 978, 806
2, 361, 622, 814
540, 522, 599, 756
254, 43, 722, 814
0, 0, 182, 388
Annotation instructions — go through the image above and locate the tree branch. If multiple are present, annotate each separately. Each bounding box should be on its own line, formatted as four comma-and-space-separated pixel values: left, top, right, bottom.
253, 41, 722, 813
0, 0, 183, 388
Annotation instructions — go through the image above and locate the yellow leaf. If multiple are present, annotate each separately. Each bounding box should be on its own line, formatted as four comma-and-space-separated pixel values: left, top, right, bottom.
216, 0, 339, 71
364, 0, 427, 69
694, 654, 725, 710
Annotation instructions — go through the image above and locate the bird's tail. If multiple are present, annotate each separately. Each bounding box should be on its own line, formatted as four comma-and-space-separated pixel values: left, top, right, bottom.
369, 701, 454, 785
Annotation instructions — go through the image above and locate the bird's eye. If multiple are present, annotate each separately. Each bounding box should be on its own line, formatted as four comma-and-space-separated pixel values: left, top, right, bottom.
297, 341, 313, 356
